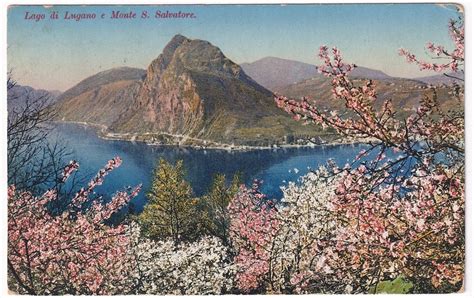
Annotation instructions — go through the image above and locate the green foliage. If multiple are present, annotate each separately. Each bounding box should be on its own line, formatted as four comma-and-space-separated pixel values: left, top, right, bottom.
199, 173, 241, 245
137, 158, 198, 244
371, 276, 413, 294
137, 158, 242, 246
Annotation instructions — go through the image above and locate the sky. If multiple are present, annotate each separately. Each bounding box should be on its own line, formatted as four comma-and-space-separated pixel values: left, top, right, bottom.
7, 3, 462, 91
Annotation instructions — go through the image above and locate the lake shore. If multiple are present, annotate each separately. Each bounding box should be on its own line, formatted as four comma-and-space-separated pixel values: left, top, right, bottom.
52, 120, 366, 152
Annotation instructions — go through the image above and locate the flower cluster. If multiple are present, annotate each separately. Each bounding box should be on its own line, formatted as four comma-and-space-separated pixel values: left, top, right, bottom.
228, 180, 280, 293
60, 160, 79, 182
71, 156, 123, 207
8, 158, 141, 295
126, 223, 235, 295
399, 18, 464, 74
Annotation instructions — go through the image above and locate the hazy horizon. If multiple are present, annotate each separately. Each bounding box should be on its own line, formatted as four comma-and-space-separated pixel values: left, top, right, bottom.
8, 4, 461, 91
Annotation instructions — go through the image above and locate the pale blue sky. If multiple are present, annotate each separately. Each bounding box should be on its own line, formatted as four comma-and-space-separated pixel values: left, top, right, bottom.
7, 4, 461, 91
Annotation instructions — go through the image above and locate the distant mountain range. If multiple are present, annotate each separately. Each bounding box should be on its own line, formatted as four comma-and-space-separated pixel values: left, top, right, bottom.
414, 72, 464, 85
7, 84, 61, 113
240, 57, 318, 91
241, 57, 392, 91
273, 76, 458, 119
52, 37, 462, 147
241, 56, 463, 91
241, 56, 460, 118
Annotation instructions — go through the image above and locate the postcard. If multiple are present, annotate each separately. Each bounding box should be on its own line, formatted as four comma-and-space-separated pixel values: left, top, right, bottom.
6, 3, 464, 295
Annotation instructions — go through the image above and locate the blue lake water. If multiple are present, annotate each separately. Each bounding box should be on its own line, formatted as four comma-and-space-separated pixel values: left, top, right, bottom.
50, 123, 368, 212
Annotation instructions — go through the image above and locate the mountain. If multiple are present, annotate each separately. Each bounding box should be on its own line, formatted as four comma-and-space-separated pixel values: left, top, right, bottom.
7, 84, 61, 113
55, 35, 323, 147
55, 67, 146, 126
274, 75, 459, 119
57, 67, 146, 102
241, 57, 318, 91
241, 57, 392, 91
414, 72, 464, 85
350, 67, 392, 80
48, 90, 62, 98
241, 59, 459, 116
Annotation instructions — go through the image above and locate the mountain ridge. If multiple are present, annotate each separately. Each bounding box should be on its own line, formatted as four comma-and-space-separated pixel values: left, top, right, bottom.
55, 35, 326, 147
241, 56, 393, 91
57, 67, 146, 103
8, 84, 61, 113
414, 72, 464, 85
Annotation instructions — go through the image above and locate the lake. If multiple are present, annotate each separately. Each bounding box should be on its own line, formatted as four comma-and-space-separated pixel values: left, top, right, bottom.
50, 123, 368, 212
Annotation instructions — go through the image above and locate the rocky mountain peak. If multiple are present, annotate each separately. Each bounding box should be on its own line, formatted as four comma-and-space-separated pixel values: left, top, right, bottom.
144, 34, 248, 87
160, 34, 190, 68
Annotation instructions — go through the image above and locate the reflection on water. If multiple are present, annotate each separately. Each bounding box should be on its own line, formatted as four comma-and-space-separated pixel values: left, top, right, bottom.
49, 123, 368, 211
